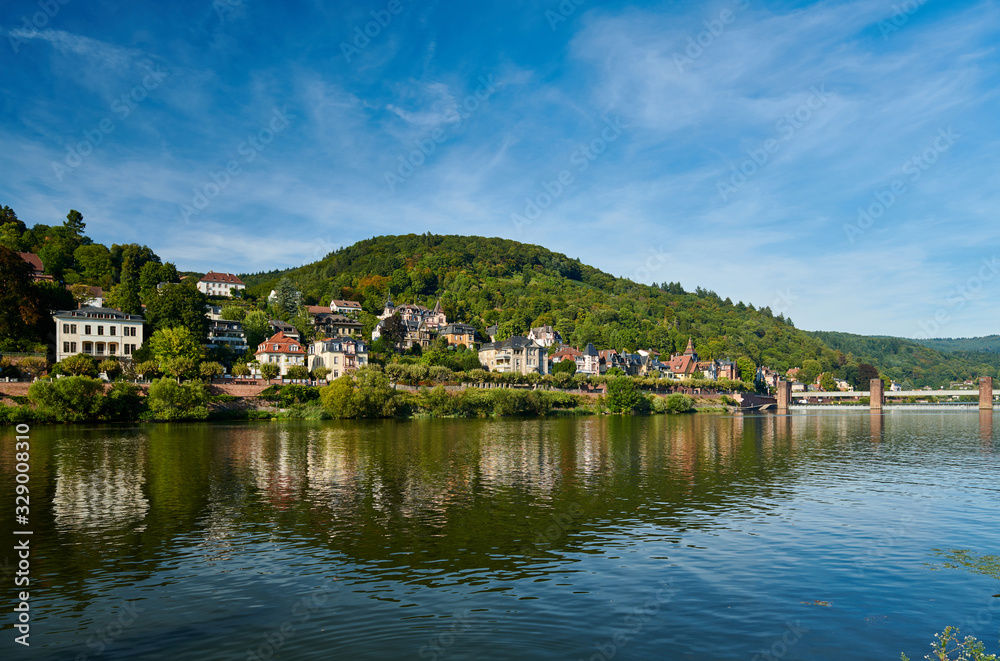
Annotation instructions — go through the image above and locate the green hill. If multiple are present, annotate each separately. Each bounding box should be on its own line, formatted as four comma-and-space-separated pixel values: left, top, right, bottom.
913, 335, 1000, 353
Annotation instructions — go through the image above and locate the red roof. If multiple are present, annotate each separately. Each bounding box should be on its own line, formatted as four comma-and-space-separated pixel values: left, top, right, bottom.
256, 331, 305, 355
200, 271, 245, 285
331, 299, 362, 309
18, 252, 43, 273
307, 305, 332, 315
667, 354, 698, 375
552, 347, 583, 360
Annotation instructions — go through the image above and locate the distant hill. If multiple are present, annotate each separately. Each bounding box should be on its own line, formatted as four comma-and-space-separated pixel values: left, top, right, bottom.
913, 335, 1000, 353
238, 233, 1000, 387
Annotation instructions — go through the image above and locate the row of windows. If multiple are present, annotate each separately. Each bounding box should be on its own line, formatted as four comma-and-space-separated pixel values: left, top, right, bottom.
62, 324, 138, 337
62, 342, 138, 356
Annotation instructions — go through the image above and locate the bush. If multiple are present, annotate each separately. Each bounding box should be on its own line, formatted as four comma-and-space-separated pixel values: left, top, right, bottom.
319, 366, 399, 418
147, 378, 209, 420
311, 366, 330, 381
665, 393, 695, 413
101, 382, 144, 421
260, 363, 280, 380
286, 365, 310, 380
605, 378, 649, 414
552, 359, 577, 375
28, 376, 105, 422
99, 359, 122, 380
232, 362, 250, 377
199, 361, 225, 379
135, 360, 161, 380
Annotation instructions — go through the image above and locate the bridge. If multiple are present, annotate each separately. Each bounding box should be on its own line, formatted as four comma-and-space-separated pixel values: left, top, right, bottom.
776, 377, 997, 410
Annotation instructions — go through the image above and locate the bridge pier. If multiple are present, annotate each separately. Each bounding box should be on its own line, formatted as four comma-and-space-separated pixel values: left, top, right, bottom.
980, 376, 994, 410
777, 381, 791, 410
869, 378, 884, 410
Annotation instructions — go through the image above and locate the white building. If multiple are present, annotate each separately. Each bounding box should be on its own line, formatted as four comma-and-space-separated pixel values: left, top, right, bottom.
478, 336, 548, 375
53, 307, 144, 363
254, 331, 306, 376
308, 337, 368, 379
197, 272, 245, 298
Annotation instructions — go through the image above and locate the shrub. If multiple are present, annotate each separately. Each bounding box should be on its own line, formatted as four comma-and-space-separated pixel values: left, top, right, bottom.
99, 359, 122, 380
28, 376, 105, 422
60, 353, 99, 377
135, 360, 161, 380
147, 378, 209, 420
319, 367, 399, 418
286, 365, 310, 380
260, 363, 280, 380
665, 393, 695, 413
232, 362, 250, 377
199, 361, 225, 379
311, 366, 330, 381
101, 382, 144, 421
605, 378, 650, 414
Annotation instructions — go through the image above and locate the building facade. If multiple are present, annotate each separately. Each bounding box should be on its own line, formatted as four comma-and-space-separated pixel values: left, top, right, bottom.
255, 331, 306, 376
478, 336, 548, 375
308, 337, 369, 379
197, 272, 245, 297
527, 326, 562, 347
53, 306, 144, 362
440, 323, 477, 347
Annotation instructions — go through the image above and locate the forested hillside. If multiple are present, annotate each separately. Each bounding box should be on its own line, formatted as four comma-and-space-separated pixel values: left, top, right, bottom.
913, 335, 1000, 353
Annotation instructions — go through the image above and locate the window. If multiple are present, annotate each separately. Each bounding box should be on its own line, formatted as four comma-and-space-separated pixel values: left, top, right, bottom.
110, 326, 116, 336
63, 324, 69, 334
71, 342, 76, 353
273, 344, 279, 351
124, 344, 132, 355
97, 326, 104, 336
63, 342, 70, 353
109, 344, 116, 355
85, 325, 91, 335
71, 324, 77, 334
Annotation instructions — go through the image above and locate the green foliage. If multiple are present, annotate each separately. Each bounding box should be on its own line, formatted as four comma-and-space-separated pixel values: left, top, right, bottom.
221, 306, 247, 321
135, 360, 160, 379
260, 384, 320, 407
242, 309, 270, 350
199, 361, 225, 379
319, 366, 399, 418
0, 246, 46, 342
101, 382, 144, 421
552, 359, 577, 375
260, 363, 280, 380
664, 393, 695, 413
901, 627, 998, 661
605, 378, 649, 414
99, 358, 122, 380
28, 376, 105, 422
928, 549, 1000, 581
60, 353, 99, 377
143, 282, 210, 341
149, 326, 203, 365
163, 356, 199, 381
286, 365, 310, 380
146, 378, 209, 420
311, 366, 330, 381
273, 277, 300, 317
232, 362, 250, 377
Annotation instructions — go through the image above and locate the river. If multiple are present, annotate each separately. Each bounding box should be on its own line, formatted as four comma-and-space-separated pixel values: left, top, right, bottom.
2, 411, 998, 660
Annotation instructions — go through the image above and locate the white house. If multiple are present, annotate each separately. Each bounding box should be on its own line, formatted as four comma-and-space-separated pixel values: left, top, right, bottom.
254, 331, 305, 376
197, 272, 245, 298
308, 337, 368, 379
53, 306, 144, 362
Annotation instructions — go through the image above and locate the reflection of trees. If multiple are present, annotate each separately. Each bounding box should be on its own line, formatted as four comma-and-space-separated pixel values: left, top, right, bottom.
11, 416, 819, 597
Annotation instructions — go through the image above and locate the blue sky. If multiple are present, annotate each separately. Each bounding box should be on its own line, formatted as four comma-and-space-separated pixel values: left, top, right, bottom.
2, 0, 999, 338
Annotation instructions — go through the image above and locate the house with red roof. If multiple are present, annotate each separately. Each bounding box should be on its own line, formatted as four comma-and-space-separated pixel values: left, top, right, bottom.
197, 272, 245, 298
665, 338, 700, 378
255, 331, 306, 376
18, 252, 54, 282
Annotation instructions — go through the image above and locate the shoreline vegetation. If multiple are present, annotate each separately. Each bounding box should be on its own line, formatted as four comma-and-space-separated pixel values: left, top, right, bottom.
0, 365, 736, 425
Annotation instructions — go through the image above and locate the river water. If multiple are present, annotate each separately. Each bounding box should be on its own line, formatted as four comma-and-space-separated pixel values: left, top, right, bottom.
2, 412, 999, 660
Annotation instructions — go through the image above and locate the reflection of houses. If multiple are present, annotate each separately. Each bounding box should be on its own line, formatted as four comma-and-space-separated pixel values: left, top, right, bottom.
478, 336, 548, 375
308, 337, 369, 379
527, 326, 562, 347
53, 306, 144, 362
440, 323, 477, 347
197, 272, 245, 297
255, 331, 306, 376
52, 445, 148, 534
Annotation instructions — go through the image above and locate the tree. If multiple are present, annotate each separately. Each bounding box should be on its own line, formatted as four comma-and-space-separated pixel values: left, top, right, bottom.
99, 358, 122, 380
107, 254, 142, 314
858, 363, 880, 386
29, 376, 106, 421
199, 361, 225, 379
101, 382, 144, 420
147, 378, 209, 420
819, 372, 837, 391
64, 209, 86, 235
60, 353, 99, 377
144, 282, 210, 340
232, 363, 251, 377
260, 363, 280, 381
311, 366, 330, 381
273, 277, 300, 317
18, 356, 48, 380
799, 359, 822, 384
73, 244, 113, 284
552, 359, 577, 375
664, 393, 694, 413
243, 309, 270, 349
380, 313, 406, 351
135, 360, 160, 380
737, 357, 757, 383
148, 329, 202, 383
221, 306, 247, 321
139, 260, 163, 293
604, 378, 649, 414
291, 305, 315, 343
0, 246, 46, 340
286, 365, 310, 380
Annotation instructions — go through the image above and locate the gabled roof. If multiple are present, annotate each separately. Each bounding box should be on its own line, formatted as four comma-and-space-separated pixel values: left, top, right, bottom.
18, 252, 43, 273
442, 323, 477, 334
331, 299, 362, 309
306, 305, 333, 315
200, 271, 245, 284
552, 346, 583, 358
256, 331, 304, 355
480, 336, 540, 351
